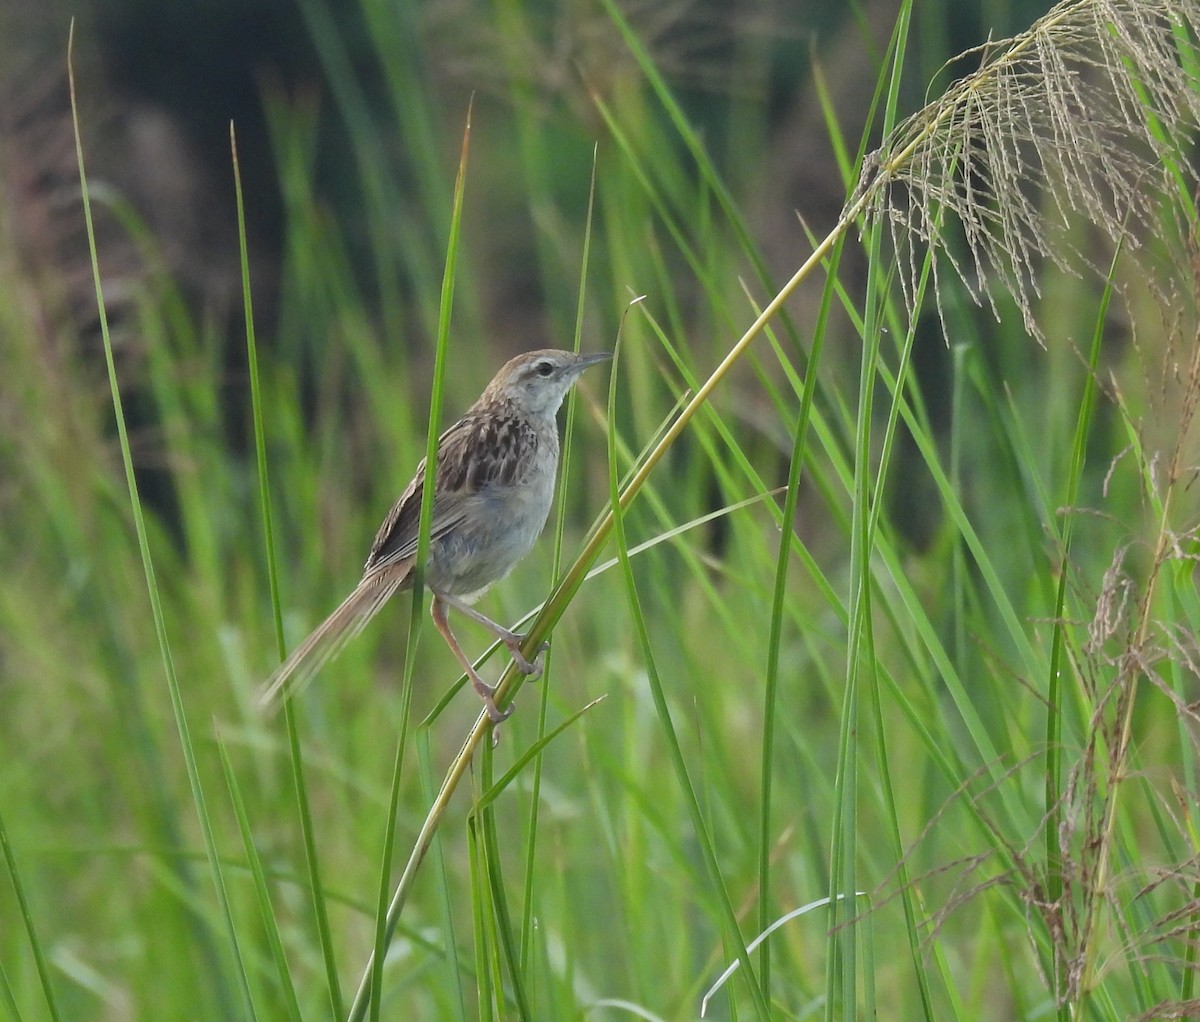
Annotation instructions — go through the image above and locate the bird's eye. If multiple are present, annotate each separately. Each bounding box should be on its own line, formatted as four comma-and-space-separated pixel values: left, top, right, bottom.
535, 360, 554, 377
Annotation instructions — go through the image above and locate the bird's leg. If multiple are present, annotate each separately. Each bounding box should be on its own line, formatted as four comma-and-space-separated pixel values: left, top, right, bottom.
436, 592, 549, 679
431, 596, 512, 723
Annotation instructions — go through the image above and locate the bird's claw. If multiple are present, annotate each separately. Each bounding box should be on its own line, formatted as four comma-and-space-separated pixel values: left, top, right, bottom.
484, 694, 511, 748
507, 636, 550, 679
469, 669, 513, 729
483, 691, 512, 724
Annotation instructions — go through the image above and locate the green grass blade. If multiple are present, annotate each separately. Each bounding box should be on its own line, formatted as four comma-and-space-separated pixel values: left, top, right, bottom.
0, 802, 61, 1021
417, 730, 468, 1022
519, 143, 601, 973
215, 731, 304, 1022
233, 120, 344, 1021
476, 784, 532, 1020
351, 98, 474, 1022
604, 339, 770, 1020
476, 698, 607, 813
1040, 249, 1117, 1012
0, 958, 24, 1022
68, 25, 251, 1019
758, 217, 841, 998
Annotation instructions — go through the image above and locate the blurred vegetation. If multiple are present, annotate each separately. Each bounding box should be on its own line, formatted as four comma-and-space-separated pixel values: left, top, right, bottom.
3, 1, 1200, 1021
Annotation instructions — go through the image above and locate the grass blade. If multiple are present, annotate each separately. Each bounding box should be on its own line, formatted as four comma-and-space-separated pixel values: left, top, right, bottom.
604, 335, 771, 1020
69, 24, 251, 1018
215, 731, 304, 1022
0, 802, 61, 1021
234, 119, 344, 1020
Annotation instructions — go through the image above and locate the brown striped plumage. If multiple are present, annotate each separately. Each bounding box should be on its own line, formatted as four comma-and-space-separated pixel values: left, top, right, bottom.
260, 349, 611, 722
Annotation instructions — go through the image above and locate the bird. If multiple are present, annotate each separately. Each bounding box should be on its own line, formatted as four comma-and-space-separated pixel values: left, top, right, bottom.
259, 348, 612, 723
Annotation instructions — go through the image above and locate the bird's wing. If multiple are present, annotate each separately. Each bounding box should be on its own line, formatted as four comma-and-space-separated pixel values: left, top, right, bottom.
365, 488, 469, 571
364, 412, 490, 572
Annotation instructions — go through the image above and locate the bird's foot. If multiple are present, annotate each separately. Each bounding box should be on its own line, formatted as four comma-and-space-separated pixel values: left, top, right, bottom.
503, 634, 550, 679
471, 672, 513, 725
483, 688, 510, 748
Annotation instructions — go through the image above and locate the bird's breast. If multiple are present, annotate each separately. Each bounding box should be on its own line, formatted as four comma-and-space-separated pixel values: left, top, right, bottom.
427, 423, 559, 597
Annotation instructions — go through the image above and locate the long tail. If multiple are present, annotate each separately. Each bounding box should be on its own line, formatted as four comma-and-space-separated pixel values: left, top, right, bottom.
259, 562, 412, 708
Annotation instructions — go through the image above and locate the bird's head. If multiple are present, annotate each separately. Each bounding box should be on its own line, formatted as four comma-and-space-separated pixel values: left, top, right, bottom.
483, 348, 613, 418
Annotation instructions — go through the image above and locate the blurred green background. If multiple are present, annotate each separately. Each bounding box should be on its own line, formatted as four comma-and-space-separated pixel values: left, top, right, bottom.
4, 1, 1200, 1020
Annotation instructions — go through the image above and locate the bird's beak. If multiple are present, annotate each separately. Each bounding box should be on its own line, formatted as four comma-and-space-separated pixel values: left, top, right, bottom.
574, 351, 614, 371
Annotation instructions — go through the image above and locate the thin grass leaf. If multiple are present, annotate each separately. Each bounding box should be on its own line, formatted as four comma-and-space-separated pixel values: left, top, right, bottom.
356, 98, 475, 1022
236, 119, 344, 1021
215, 731, 303, 1022
474, 787, 532, 1020
68, 24, 251, 1019
0, 802, 61, 1022
826, 35, 902, 1022
585, 1000, 667, 1022
1040, 247, 1118, 1013
466, 819, 496, 1020
757, 190, 837, 1001
0, 959, 23, 1022
520, 143, 600, 974
604, 336, 771, 1021
856, 139, 946, 1022
417, 729, 469, 1022
476, 697, 607, 813
701, 893, 866, 1018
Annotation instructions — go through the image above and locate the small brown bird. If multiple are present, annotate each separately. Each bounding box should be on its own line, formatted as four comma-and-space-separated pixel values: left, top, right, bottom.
260, 348, 612, 722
